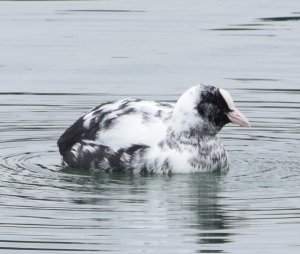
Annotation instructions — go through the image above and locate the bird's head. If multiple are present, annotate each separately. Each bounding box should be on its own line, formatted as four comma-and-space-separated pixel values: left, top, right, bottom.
171, 84, 250, 136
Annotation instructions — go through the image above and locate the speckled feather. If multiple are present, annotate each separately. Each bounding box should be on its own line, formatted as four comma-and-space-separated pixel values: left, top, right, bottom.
58, 84, 246, 174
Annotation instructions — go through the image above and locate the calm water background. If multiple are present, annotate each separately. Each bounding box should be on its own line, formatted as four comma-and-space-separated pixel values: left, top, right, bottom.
0, 0, 300, 253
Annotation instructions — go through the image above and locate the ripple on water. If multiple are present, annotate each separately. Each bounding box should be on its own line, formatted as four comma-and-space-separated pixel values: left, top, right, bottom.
0, 83, 300, 253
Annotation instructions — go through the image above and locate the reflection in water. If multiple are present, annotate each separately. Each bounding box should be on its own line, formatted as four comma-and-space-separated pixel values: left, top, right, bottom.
58, 170, 236, 253
186, 175, 235, 252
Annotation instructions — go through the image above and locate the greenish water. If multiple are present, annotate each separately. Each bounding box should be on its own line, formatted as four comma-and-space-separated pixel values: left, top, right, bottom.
0, 0, 300, 253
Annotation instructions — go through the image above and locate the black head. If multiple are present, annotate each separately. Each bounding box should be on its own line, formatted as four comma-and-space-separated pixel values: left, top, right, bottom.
171, 84, 250, 136
196, 85, 231, 130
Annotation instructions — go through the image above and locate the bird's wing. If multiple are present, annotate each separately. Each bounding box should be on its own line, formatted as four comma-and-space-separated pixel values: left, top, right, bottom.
58, 99, 174, 155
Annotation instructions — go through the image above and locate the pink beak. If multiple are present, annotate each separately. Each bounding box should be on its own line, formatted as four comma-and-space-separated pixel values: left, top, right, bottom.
227, 108, 251, 127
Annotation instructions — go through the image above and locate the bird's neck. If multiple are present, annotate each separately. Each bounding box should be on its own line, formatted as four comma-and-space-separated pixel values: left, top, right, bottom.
168, 117, 220, 140
164, 126, 217, 148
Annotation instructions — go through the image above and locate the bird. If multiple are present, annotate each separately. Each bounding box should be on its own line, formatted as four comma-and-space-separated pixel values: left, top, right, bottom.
57, 84, 250, 174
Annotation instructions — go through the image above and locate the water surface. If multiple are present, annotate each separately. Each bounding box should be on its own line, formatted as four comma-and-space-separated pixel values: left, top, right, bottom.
0, 0, 300, 253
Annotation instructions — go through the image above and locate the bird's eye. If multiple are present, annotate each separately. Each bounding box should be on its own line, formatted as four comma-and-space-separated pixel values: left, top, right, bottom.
203, 97, 209, 103
201, 94, 212, 104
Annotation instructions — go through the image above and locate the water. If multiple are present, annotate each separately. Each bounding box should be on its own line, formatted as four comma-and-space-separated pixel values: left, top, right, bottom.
0, 0, 299, 253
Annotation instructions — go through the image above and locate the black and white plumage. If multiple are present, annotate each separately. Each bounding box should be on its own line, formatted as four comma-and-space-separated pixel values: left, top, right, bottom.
58, 84, 250, 174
